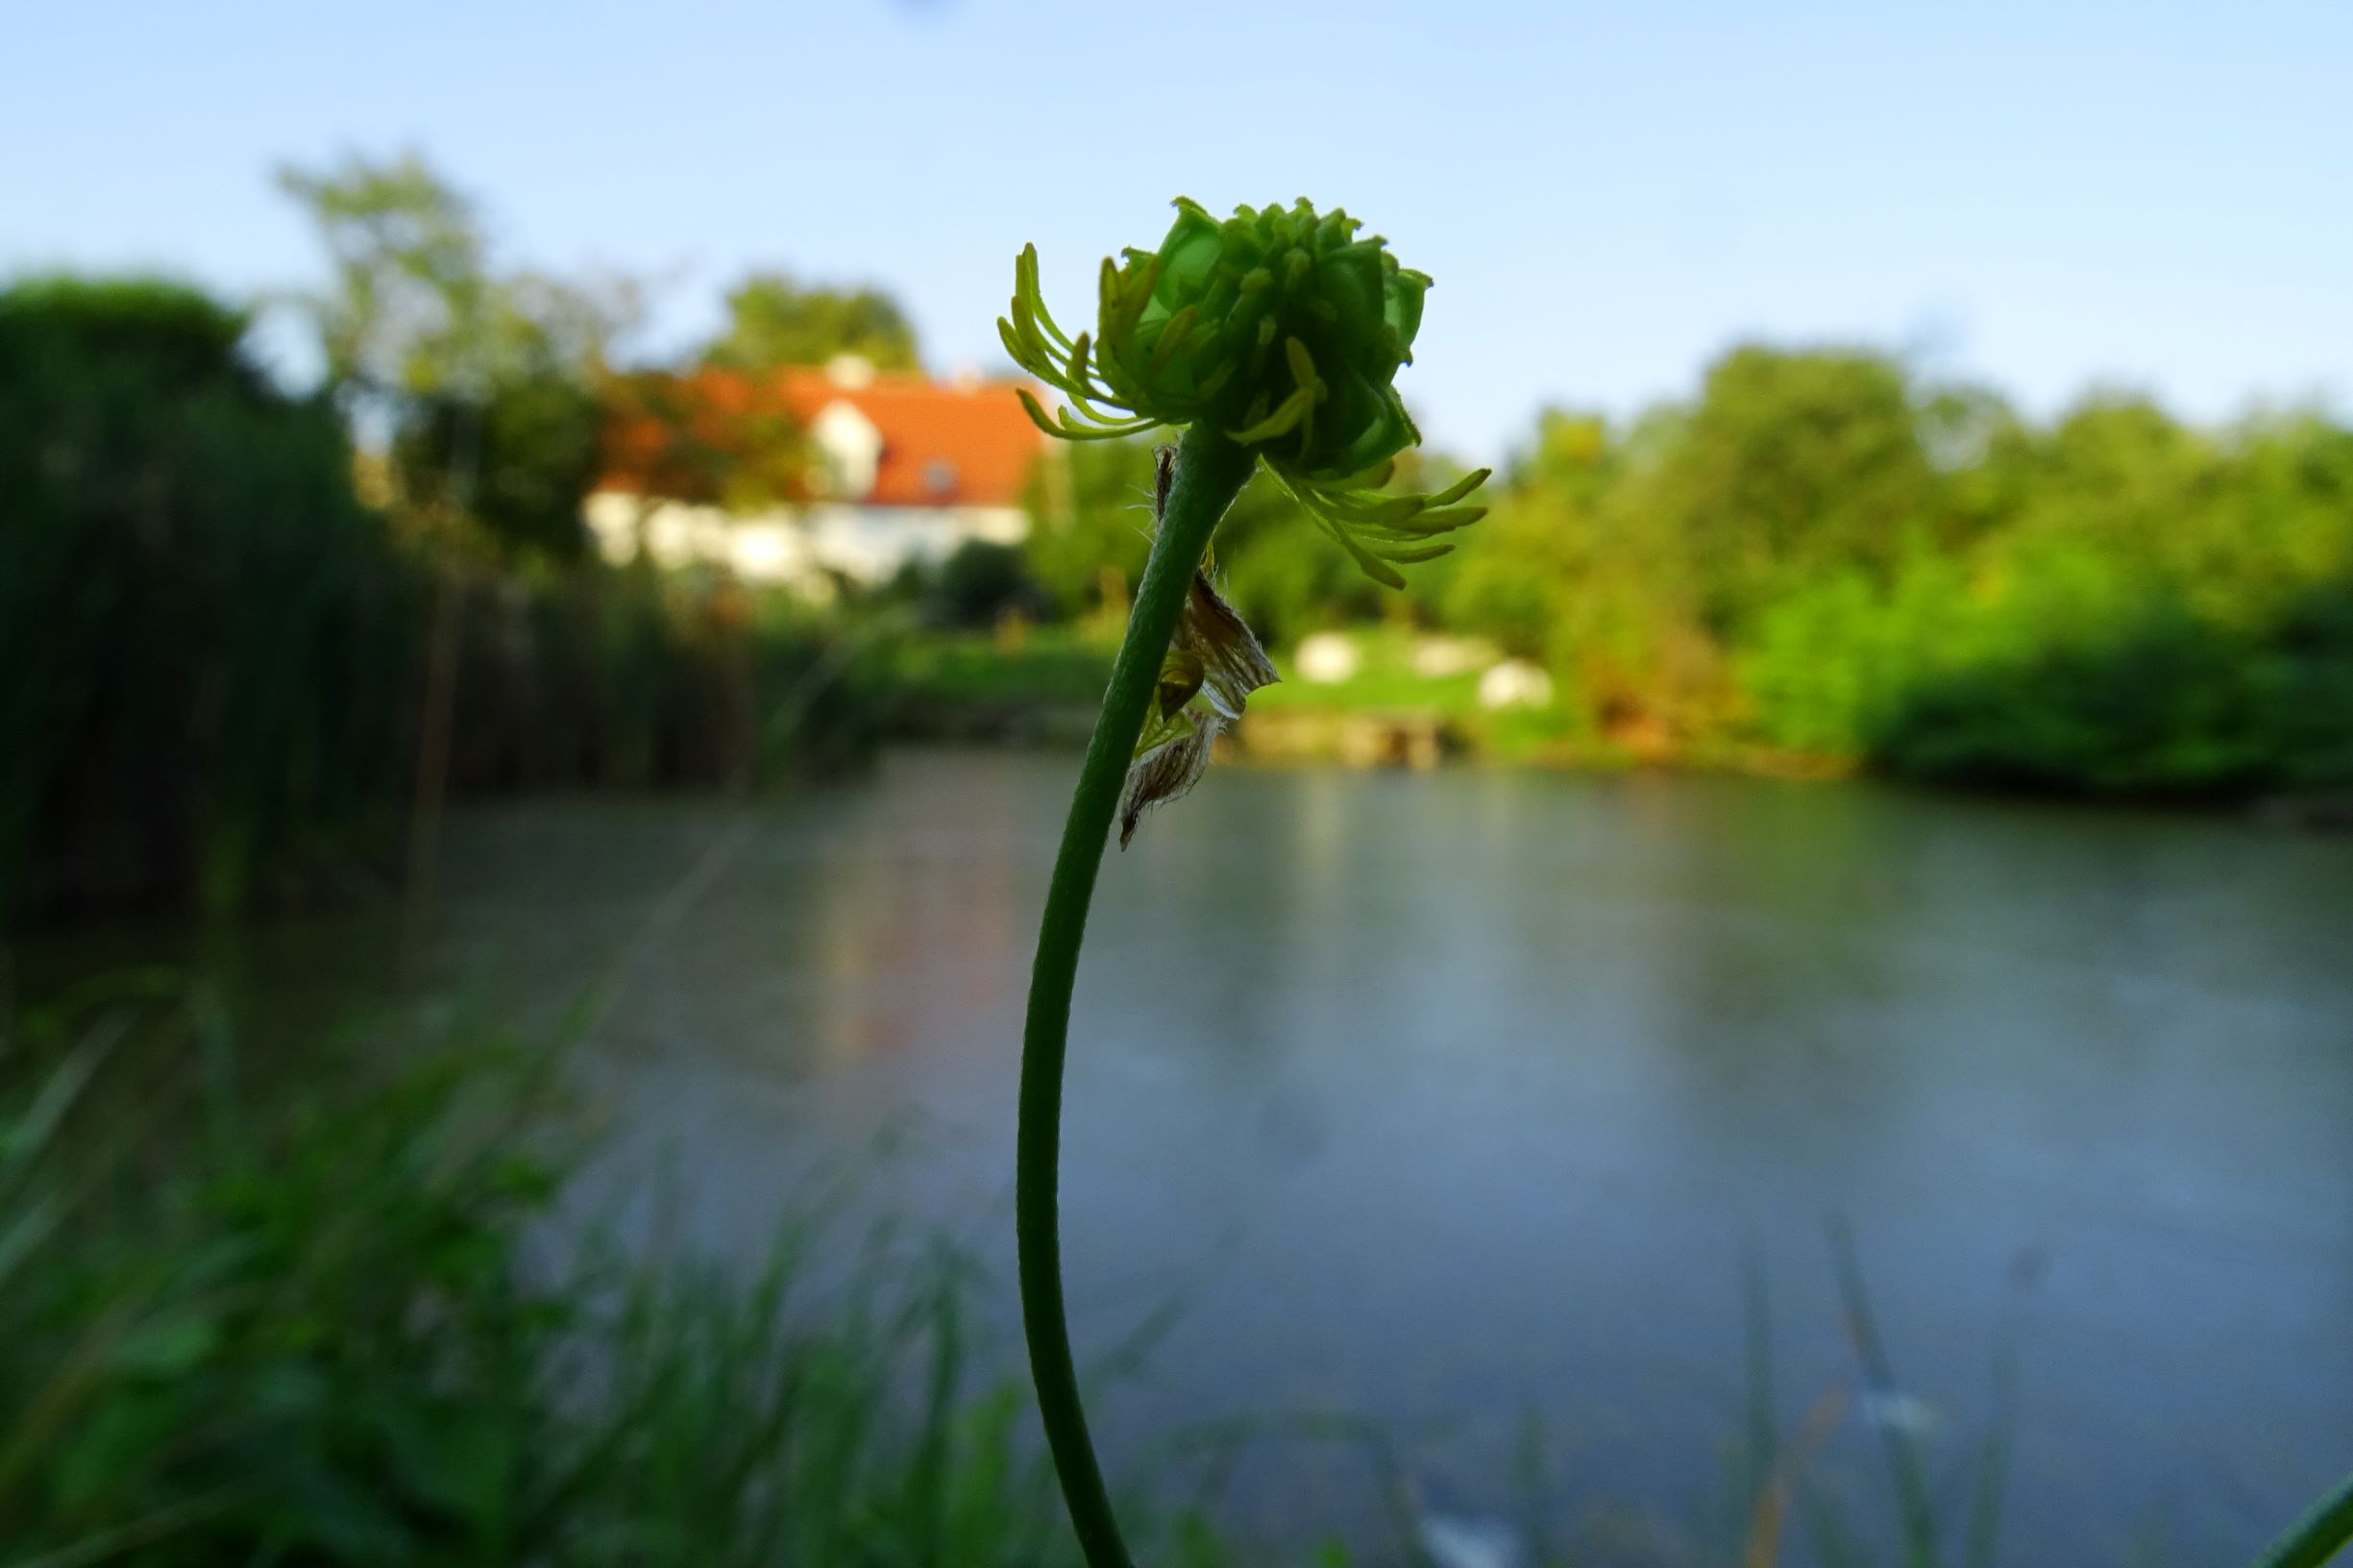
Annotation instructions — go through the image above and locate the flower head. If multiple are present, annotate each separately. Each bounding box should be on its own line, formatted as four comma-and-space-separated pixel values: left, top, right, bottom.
1001, 198, 1488, 587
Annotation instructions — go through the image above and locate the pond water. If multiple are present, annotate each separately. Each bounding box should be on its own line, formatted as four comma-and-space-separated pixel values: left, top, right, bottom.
63, 749, 2353, 1561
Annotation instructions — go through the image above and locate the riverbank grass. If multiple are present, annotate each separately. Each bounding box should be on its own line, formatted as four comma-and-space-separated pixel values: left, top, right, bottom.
0, 991, 1089, 1568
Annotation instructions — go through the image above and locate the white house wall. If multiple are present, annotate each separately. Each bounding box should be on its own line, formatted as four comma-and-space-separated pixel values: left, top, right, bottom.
584, 491, 1027, 594
800, 503, 1027, 583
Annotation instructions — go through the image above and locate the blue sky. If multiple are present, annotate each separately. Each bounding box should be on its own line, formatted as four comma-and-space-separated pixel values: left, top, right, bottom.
5, 0, 2346, 461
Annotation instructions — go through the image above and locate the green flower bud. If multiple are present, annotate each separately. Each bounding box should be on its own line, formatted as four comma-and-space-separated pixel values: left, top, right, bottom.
1002, 198, 1489, 588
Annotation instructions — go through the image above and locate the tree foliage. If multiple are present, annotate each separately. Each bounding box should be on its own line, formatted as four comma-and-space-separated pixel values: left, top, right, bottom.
0, 277, 406, 916
1443, 349, 2353, 792
1017, 437, 1467, 650
278, 153, 628, 562
699, 271, 920, 374
599, 369, 806, 512
1015, 344, 2353, 796
276, 153, 491, 401
0, 275, 883, 924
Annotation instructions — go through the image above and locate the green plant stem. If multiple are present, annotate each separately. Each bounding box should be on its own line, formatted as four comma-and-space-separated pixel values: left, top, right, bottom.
1018, 423, 1255, 1568
2253, 1469, 2353, 1568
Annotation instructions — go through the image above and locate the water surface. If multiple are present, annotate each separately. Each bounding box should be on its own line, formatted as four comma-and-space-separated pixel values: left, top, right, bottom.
97, 751, 2353, 1559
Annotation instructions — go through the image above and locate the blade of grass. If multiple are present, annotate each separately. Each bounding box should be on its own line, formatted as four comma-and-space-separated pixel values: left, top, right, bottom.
1827, 1217, 1942, 1568
1744, 1387, 1852, 1568
2248, 1469, 2353, 1568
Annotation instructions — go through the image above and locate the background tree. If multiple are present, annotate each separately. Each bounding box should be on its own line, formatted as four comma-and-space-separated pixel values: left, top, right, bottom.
1018, 437, 1158, 619
278, 153, 631, 563
276, 153, 488, 405
1140, 335, 2353, 794
1018, 434, 1473, 650
601, 368, 807, 515
1631, 346, 1944, 633
699, 272, 920, 373
1444, 409, 1616, 661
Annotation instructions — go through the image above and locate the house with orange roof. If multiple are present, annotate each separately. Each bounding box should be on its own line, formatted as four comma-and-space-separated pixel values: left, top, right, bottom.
587, 355, 1044, 595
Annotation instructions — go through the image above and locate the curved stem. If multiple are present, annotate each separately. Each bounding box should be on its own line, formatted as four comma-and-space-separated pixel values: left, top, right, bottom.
2251, 1469, 2353, 1568
1018, 423, 1255, 1568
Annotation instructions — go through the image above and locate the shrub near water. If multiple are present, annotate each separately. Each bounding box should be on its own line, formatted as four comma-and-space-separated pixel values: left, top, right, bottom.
0, 278, 884, 926
0, 279, 413, 918
1737, 404, 2353, 793
1478, 376, 2353, 792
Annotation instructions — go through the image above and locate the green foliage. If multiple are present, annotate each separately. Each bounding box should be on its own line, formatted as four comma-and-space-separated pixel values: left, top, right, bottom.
1017, 436, 1427, 649
0, 274, 883, 924
601, 369, 806, 512
394, 375, 603, 562
15, 985, 2316, 1567
430, 570, 884, 796
1442, 411, 1614, 661
1019, 439, 1160, 618
1075, 342, 2352, 796
933, 540, 1037, 628
884, 626, 1116, 747
275, 152, 491, 398
1730, 397, 2353, 791
1862, 576, 2353, 795
700, 271, 921, 374
0, 988, 1080, 1568
279, 152, 627, 565
1410, 347, 2353, 795
1641, 347, 1946, 628
1211, 470, 1392, 646
1247, 626, 1484, 716
0, 275, 411, 918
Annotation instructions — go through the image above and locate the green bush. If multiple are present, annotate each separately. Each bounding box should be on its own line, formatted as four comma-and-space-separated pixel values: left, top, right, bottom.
1424, 355, 2353, 793
934, 540, 1037, 628
1011, 347, 2353, 796
0, 277, 413, 918
394, 377, 604, 564
0, 276, 886, 926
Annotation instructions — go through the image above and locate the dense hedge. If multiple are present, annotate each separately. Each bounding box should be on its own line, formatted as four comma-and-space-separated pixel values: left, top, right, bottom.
0, 279, 874, 924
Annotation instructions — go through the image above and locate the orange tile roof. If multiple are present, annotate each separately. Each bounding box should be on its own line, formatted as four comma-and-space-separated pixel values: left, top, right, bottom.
599, 366, 1043, 508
